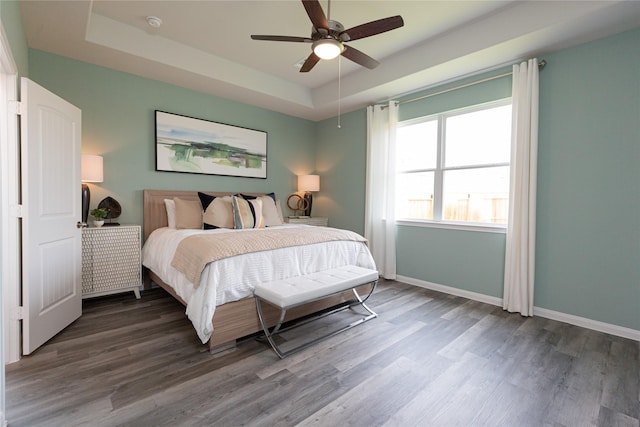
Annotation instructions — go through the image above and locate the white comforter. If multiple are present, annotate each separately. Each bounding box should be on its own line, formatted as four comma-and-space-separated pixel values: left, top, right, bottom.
141, 225, 376, 343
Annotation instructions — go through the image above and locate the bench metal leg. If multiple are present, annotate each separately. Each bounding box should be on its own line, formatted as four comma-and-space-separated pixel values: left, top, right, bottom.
255, 280, 378, 359
255, 297, 288, 358
349, 282, 377, 317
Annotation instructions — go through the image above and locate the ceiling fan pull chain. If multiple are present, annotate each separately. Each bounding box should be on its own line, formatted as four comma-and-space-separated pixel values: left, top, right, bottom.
337, 54, 341, 129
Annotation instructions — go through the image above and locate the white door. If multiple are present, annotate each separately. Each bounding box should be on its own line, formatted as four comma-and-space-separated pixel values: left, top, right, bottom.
21, 78, 82, 355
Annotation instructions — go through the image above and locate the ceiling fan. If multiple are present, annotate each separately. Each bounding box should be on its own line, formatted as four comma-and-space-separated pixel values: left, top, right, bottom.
251, 0, 404, 72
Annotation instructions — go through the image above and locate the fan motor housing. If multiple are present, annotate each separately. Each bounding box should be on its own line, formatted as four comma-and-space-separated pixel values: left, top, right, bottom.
312, 19, 347, 40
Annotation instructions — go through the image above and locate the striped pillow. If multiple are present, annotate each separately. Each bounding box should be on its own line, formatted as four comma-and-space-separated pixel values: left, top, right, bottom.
232, 196, 264, 229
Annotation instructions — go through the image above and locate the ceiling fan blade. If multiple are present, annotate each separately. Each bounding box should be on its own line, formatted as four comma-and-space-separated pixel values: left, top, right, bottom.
341, 45, 379, 69
302, 0, 329, 32
339, 15, 404, 42
251, 35, 312, 43
300, 53, 321, 73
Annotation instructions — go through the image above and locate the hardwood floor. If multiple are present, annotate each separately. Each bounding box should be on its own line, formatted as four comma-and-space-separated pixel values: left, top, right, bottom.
6, 280, 639, 426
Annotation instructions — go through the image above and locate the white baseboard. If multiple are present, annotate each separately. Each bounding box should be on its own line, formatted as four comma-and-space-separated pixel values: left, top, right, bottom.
532, 307, 640, 342
395, 275, 640, 342
396, 275, 503, 307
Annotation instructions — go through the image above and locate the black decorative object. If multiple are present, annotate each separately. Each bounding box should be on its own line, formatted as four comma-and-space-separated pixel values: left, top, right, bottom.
98, 196, 122, 226
81, 184, 90, 224
303, 192, 313, 217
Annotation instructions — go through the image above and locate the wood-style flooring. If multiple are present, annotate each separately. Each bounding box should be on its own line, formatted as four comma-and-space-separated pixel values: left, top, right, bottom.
6, 280, 640, 426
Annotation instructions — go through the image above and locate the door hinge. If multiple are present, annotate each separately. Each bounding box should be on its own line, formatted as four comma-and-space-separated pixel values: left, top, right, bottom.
11, 306, 23, 320
13, 204, 24, 218
10, 100, 23, 116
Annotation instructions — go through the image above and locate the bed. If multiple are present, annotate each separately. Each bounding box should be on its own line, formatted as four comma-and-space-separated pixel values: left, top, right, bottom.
141, 189, 377, 353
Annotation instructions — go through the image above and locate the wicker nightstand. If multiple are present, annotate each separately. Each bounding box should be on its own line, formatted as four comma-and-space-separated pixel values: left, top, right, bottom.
82, 225, 142, 299
285, 217, 329, 227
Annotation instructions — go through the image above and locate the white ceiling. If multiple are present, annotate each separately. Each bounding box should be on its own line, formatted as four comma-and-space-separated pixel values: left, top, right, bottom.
19, 0, 640, 121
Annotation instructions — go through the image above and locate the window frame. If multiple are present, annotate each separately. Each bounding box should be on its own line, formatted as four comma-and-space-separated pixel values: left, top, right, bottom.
396, 98, 512, 232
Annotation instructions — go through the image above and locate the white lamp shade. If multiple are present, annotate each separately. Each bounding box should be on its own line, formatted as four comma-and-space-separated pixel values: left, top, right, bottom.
298, 174, 320, 192
81, 154, 103, 182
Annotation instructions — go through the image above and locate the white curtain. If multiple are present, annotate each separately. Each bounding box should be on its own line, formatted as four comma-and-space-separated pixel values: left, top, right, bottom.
365, 101, 398, 279
503, 58, 539, 316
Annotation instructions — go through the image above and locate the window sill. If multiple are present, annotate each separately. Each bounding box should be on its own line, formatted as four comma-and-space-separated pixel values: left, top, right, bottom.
396, 219, 507, 234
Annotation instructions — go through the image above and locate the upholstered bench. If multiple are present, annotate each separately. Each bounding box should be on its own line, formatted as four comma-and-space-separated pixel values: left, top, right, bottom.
254, 265, 379, 358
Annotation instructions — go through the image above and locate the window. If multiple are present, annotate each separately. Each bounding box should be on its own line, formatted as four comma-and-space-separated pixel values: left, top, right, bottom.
396, 100, 512, 225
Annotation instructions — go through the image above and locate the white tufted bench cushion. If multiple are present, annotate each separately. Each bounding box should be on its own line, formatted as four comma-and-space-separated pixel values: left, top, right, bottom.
254, 265, 379, 309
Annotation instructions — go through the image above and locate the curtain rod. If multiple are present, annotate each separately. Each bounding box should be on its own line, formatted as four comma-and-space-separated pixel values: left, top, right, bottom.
383, 59, 547, 108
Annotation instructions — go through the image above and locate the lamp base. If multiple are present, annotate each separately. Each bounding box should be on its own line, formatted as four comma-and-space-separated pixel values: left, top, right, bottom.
303, 192, 313, 217
81, 183, 90, 224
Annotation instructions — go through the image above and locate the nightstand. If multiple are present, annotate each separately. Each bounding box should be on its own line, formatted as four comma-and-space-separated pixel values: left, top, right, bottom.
285, 216, 329, 227
82, 225, 142, 299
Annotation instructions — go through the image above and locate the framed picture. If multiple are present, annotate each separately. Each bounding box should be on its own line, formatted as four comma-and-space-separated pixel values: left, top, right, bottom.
155, 110, 267, 178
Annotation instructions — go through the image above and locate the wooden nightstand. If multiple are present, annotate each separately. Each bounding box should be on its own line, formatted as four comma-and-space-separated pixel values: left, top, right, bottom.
82, 225, 142, 299
285, 216, 329, 227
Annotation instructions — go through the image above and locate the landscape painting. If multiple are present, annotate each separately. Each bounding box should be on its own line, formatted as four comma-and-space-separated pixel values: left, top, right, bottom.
155, 111, 267, 178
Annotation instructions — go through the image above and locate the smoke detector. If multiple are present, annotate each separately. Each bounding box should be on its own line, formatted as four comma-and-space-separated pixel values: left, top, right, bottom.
146, 16, 162, 28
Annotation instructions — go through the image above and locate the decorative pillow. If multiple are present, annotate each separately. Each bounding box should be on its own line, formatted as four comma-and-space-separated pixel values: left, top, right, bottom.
198, 192, 234, 229
174, 197, 203, 229
275, 199, 284, 223
241, 193, 283, 227
164, 199, 177, 229
232, 195, 264, 229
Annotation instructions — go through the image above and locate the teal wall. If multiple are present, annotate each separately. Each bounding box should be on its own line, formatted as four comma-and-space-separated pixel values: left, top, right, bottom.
314, 108, 368, 234
318, 29, 640, 331
0, 1, 28, 76
397, 68, 512, 121
534, 29, 640, 330
396, 227, 507, 297
28, 50, 316, 228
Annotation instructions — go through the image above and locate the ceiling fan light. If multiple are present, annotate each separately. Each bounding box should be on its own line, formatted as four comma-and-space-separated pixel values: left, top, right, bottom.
313, 38, 343, 60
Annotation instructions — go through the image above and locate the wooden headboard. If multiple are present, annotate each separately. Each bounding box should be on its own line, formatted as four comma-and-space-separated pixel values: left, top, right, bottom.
142, 189, 265, 240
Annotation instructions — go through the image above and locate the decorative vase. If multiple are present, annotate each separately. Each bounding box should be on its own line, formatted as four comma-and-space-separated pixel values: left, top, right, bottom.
93, 220, 104, 227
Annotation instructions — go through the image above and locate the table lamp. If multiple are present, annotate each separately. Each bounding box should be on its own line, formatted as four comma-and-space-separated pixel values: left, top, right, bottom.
81, 154, 103, 223
298, 174, 320, 217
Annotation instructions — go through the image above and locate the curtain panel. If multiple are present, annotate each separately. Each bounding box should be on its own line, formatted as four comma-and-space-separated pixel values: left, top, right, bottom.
503, 58, 540, 316
365, 102, 398, 279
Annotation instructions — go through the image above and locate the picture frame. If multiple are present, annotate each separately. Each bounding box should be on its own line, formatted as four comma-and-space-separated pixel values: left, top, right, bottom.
155, 110, 267, 178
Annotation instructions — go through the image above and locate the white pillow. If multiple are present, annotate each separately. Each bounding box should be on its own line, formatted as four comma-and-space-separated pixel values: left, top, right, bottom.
164, 199, 176, 229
